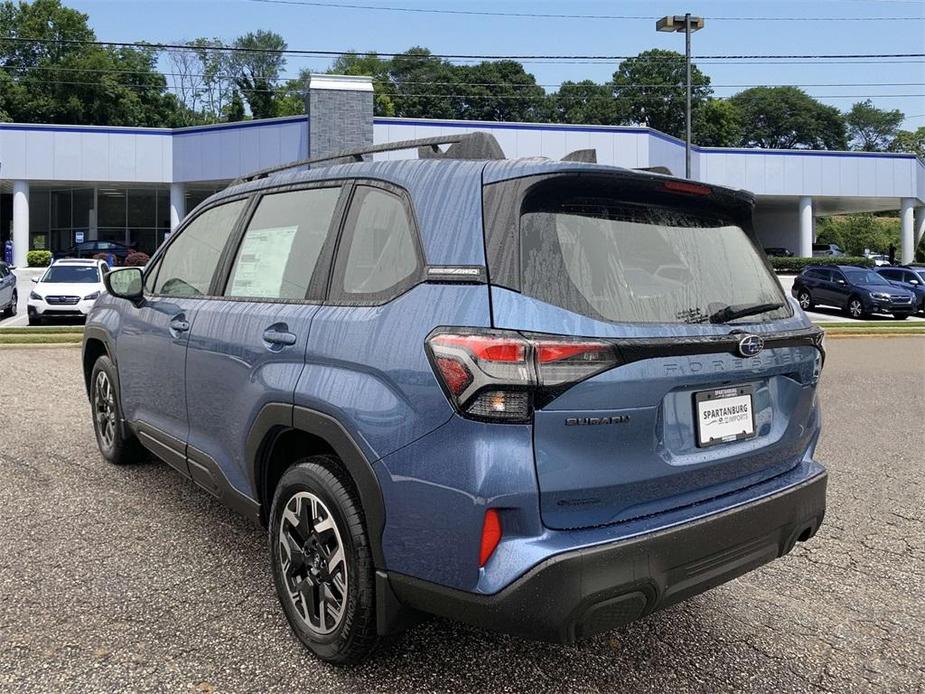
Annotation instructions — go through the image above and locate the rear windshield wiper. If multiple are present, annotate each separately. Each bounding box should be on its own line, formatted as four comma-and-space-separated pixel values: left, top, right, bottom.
708, 302, 783, 324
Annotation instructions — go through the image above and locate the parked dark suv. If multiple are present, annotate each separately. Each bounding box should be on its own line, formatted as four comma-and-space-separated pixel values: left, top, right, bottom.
792, 265, 917, 319
54, 240, 134, 264
83, 134, 827, 664
876, 266, 925, 313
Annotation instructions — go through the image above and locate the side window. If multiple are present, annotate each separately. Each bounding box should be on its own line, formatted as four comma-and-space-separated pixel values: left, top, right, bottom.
225, 186, 342, 300
830, 270, 845, 283
335, 186, 421, 302
153, 200, 246, 297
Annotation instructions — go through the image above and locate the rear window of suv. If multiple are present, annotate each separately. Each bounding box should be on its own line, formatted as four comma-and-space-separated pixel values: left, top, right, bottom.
513, 179, 790, 325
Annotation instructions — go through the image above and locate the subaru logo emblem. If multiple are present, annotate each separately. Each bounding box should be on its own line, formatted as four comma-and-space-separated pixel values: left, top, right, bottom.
738, 334, 764, 358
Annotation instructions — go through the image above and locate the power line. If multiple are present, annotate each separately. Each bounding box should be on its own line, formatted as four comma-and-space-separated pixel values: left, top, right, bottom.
239, 0, 925, 21
7, 77, 923, 101
2, 37, 923, 61
6, 65, 925, 90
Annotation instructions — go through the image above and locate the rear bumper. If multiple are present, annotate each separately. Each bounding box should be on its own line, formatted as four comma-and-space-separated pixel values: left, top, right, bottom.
386, 468, 827, 643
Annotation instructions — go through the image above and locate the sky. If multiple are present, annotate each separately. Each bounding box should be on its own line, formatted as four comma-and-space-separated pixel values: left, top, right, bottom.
66, 0, 925, 129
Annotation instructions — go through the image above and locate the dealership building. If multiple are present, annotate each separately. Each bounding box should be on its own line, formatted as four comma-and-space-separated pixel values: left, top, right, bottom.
2, 74, 924, 268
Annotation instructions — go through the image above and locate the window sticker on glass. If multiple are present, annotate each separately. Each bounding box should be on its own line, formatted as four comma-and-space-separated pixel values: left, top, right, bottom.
228, 226, 299, 298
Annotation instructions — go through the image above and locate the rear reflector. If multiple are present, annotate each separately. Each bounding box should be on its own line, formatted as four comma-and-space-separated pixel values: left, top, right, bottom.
479, 509, 502, 567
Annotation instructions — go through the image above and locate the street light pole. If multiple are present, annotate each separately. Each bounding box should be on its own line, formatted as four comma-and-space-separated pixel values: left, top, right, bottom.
685, 12, 692, 179
656, 14, 704, 179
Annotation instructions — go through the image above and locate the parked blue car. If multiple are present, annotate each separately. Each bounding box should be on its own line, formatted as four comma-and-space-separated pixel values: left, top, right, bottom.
875, 266, 925, 313
83, 134, 827, 664
792, 265, 917, 319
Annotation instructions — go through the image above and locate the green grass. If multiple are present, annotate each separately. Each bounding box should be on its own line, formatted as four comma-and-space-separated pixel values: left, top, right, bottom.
0, 326, 84, 335
0, 333, 82, 344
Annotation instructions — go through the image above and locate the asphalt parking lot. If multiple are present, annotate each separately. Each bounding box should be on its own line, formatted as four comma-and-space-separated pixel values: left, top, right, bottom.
0, 338, 923, 693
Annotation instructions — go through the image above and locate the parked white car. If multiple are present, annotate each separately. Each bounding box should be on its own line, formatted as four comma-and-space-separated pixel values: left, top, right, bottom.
28, 258, 109, 325
867, 254, 892, 267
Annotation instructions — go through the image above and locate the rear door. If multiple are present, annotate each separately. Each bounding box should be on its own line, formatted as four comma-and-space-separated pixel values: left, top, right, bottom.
184, 183, 347, 498
483, 173, 821, 529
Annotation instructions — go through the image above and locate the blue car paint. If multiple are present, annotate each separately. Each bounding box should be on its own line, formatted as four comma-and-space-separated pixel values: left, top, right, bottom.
85, 155, 826, 612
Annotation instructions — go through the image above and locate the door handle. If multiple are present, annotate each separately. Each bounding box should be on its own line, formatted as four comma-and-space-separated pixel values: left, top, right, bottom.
262, 328, 297, 346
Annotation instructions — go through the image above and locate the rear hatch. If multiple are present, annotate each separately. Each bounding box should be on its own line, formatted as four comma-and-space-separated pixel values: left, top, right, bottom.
482, 170, 822, 530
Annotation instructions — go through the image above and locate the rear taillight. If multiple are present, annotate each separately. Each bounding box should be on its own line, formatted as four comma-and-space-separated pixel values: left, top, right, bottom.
426, 328, 620, 422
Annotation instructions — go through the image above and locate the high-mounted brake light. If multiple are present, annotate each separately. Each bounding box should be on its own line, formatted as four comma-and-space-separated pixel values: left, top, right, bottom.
426, 329, 620, 422
664, 180, 712, 196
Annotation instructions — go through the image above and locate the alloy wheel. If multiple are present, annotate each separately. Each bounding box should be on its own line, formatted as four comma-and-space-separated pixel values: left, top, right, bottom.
849, 299, 863, 319
10, 292, 16, 316
94, 370, 117, 450
278, 491, 349, 635
798, 291, 811, 310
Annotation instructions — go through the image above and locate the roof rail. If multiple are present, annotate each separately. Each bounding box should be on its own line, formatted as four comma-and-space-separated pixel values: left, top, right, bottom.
235, 132, 506, 183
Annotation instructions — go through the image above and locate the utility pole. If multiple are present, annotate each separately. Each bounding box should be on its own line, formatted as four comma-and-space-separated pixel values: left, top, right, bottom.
656, 14, 705, 179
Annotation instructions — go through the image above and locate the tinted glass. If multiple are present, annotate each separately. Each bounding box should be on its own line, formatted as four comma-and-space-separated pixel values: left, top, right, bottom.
0, 265, 8, 278
340, 187, 418, 297
879, 269, 898, 280
153, 200, 245, 297
226, 186, 342, 299
41, 265, 100, 283
844, 269, 889, 285
520, 198, 789, 324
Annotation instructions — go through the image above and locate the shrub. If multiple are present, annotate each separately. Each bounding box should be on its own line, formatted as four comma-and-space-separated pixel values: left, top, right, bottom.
124, 252, 150, 267
26, 250, 52, 267
815, 214, 900, 257
770, 256, 874, 273
92, 252, 110, 261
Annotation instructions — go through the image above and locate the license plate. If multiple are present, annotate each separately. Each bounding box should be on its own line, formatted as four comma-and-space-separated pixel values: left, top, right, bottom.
694, 386, 756, 448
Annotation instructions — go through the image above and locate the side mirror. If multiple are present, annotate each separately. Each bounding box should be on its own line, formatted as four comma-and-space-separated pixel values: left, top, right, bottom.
31, 277, 39, 283
104, 267, 143, 302
910, 279, 920, 285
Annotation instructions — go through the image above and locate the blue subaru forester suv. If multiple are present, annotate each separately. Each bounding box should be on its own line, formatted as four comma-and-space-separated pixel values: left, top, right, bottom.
84, 133, 827, 664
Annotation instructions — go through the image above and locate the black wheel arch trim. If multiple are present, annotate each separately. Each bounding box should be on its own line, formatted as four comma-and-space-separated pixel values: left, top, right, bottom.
246, 403, 387, 569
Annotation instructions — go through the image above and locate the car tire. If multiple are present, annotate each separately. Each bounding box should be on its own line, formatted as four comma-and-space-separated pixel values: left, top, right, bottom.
893, 313, 909, 320
27, 314, 42, 326
797, 290, 814, 311
846, 296, 867, 320
269, 456, 378, 666
90, 355, 144, 465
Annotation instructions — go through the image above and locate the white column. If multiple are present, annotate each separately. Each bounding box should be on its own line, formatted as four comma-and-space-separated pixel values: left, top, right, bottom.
900, 198, 915, 264
169, 183, 186, 231
12, 180, 29, 268
798, 196, 813, 258
914, 206, 925, 251
88, 187, 98, 241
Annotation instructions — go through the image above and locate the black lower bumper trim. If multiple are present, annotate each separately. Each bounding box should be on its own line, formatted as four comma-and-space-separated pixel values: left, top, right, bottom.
387, 471, 827, 643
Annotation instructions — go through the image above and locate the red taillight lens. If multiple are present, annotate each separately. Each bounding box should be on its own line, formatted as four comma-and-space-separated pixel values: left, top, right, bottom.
479, 509, 502, 567
426, 329, 620, 422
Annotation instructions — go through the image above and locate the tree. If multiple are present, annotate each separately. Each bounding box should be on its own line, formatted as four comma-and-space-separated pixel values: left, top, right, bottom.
888, 127, 925, 159
611, 49, 712, 138
388, 47, 460, 120
225, 90, 245, 122
329, 52, 395, 116
845, 99, 904, 151
693, 99, 742, 147
454, 60, 546, 122
816, 214, 900, 256
0, 0, 186, 126
548, 80, 617, 125
230, 30, 286, 120
730, 87, 847, 150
